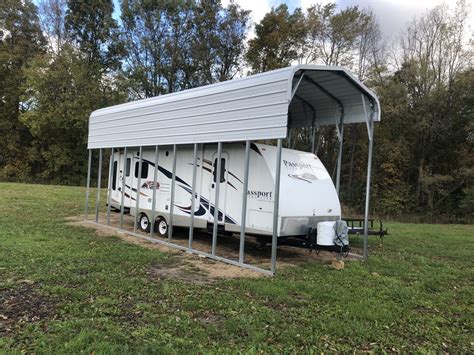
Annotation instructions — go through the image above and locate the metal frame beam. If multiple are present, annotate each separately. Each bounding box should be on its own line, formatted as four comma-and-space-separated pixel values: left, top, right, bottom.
188, 143, 198, 248
335, 114, 344, 195
239, 141, 250, 264
95, 148, 102, 222
119, 147, 127, 229
84, 149, 92, 220
362, 95, 374, 260
106, 148, 114, 225
133, 146, 143, 233
271, 139, 283, 274
212, 142, 223, 255
168, 144, 177, 240
291, 72, 305, 99
150, 145, 159, 237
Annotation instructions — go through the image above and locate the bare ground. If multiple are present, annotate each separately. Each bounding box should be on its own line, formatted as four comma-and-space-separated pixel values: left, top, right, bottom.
0, 281, 58, 337
67, 212, 359, 282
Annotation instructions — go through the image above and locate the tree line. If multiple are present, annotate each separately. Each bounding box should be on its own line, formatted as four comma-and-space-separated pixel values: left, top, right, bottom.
0, 0, 472, 222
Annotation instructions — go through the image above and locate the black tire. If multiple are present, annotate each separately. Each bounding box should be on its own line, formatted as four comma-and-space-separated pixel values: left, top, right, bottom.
138, 213, 151, 232
154, 216, 168, 238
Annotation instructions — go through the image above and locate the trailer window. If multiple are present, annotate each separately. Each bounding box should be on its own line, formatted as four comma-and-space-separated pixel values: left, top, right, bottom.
134, 161, 148, 179
125, 158, 131, 177
213, 158, 226, 183
112, 161, 118, 190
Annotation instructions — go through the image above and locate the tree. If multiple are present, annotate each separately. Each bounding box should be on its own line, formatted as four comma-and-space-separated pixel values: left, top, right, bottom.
65, 0, 122, 71
394, 1, 472, 214
21, 44, 125, 184
246, 4, 306, 73
120, 0, 174, 98
303, 3, 366, 67
38, 0, 67, 54
120, 0, 249, 98
192, 0, 250, 84
0, 0, 45, 180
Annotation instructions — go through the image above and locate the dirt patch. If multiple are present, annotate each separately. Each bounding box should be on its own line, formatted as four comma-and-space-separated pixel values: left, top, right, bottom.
67, 213, 359, 282
148, 260, 213, 285
0, 281, 57, 337
67, 216, 182, 256
194, 311, 224, 326
148, 254, 267, 284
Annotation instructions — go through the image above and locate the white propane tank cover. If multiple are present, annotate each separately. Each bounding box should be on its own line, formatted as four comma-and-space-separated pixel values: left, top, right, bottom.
317, 221, 336, 246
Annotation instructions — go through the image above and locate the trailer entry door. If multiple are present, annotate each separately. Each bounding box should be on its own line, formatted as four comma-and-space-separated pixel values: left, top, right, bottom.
209, 151, 229, 223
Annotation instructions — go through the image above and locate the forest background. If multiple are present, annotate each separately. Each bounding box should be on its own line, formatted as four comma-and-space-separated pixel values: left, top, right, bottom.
0, 0, 472, 222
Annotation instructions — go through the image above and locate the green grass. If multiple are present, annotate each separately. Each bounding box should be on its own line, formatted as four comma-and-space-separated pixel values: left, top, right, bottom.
0, 182, 473, 353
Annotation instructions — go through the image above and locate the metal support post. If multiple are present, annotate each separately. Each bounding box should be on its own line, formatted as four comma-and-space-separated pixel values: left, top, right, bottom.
95, 148, 102, 223
84, 149, 92, 220
188, 143, 198, 248
271, 139, 283, 274
133, 146, 143, 233
239, 141, 250, 264
211, 142, 222, 256
120, 147, 127, 229
335, 115, 344, 195
150, 145, 159, 237
168, 144, 177, 240
106, 148, 114, 226
362, 95, 374, 260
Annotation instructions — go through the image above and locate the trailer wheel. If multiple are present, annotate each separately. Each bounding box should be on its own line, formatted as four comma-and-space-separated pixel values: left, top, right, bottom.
138, 213, 150, 232
154, 216, 168, 238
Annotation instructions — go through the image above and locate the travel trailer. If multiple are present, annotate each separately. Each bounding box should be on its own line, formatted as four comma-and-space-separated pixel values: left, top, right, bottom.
108, 142, 341, 238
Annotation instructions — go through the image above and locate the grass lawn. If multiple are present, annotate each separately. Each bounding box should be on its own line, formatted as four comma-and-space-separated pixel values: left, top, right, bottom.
0, 182, 473, 353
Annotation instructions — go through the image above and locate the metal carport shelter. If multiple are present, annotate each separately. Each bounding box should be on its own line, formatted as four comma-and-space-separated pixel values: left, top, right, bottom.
84, 64, 380, 275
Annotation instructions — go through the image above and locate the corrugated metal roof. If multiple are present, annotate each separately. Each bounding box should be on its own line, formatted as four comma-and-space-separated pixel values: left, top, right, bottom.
88, 65, 380, 149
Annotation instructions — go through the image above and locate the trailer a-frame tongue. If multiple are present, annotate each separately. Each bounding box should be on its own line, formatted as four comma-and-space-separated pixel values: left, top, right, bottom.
84, 64, 381, 275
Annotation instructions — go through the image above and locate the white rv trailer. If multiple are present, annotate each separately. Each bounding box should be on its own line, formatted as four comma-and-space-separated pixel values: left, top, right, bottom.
108, 143, 341, 238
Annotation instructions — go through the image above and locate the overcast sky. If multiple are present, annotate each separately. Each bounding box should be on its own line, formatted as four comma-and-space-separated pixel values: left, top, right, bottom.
222, 0, 473, 43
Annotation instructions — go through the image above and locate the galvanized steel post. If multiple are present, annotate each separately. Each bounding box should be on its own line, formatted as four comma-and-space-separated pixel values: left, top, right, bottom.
271, 139, 283, 274
119, 147, 127, 229
95, 148, 102, 223
239, 141, 250, 264
212, 142, 222, 256
363, 115, 374, 260
168, 144, 177, 240
335, 115, 344, 195
84, 149, 92, 220
150, 145, 159, 238
188, 143, 198, 248
133, 146, 143, 233
362, 95, 374, 260
106, 148, 114, 226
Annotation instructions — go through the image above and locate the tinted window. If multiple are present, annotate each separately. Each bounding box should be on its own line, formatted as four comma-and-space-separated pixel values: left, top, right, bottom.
213, 158, 226, 183
112, 161, 118, 190
134, 161, 149, 179
126, 158, 131, 177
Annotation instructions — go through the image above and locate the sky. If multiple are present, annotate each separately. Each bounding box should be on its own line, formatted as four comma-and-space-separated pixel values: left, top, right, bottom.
221, 0, 473, 42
